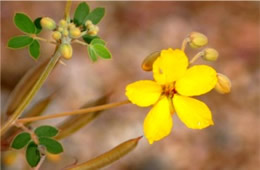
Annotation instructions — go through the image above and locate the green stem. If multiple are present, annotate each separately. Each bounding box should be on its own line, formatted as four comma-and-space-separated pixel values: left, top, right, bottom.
0, 46, 61, 136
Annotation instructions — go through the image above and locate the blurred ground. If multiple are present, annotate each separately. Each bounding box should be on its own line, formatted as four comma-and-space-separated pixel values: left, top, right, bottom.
1, 1, 259, 170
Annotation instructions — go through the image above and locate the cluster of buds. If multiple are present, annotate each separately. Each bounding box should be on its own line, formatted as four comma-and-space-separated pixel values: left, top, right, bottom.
40, 17, 82, 41
141, 31, 231, 94
85, 20, 99, 36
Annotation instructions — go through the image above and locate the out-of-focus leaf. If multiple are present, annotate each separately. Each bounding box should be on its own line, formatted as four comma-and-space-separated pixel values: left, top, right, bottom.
34, 17, 42, 34
3, 58, 51, 119
14, 13, 36, 34
35, 125, 58, 138
55, 95, 108, 140
11, 132, 31, 149
74, 2, 89, 26
29, 40, 40, 59
26, 141, 41, 167
84, 8, 105, 25
22, 90, 56, 119
69, 136, 142, 170
8, 35, 33, 49
39, 137, 63, 154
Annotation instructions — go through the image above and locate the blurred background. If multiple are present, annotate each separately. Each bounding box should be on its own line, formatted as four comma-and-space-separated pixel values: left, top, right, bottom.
1, 1, 259, 170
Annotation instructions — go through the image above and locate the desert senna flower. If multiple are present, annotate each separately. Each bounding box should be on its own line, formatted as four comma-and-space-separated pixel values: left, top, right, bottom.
126, 48, 217, 144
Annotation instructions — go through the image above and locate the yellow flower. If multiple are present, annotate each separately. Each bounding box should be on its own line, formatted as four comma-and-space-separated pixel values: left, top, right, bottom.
126, 48, 217, 144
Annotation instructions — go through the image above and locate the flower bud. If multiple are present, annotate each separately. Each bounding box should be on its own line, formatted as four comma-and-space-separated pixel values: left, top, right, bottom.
58, 27, 64, 32
189, 32, 208, 48
215, 73, 231, 94
203, 48, 219, 61
40, 17, 56, 30
59, 19, 67, 27
68, 23, 76, 30
61, 43, 73, 59
95, 26, 100, 33
85, 20, 92, 27
141, 51, 160, 71
69, 27, 81, 38
52, 31, 61, 41
47, 153, 61, 162
88, 30, 97, 36
63, 29, 69, 37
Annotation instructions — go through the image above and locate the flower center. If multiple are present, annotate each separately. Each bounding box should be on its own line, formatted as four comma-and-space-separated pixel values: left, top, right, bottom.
162, 83, 177, 98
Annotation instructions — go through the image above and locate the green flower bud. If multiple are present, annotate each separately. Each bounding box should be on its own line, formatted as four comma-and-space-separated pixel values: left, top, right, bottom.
40, 17, 56, 30
52, 31, 61, 41
189, 32, 208, 48
59, 19, 67, 27
69, 27, 81, 38
141, 51, 160, 71
215, 73, 231, 94
203, 48, 219, 61
61, 44, 73, 59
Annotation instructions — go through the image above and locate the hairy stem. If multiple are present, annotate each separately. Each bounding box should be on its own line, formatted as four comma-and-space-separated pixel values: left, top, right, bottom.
190, 51, 204, 64
0, 46, 61, 136
16, 100, 130, 124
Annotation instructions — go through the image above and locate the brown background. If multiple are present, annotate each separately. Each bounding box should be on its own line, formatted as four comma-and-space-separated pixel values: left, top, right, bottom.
1, 1, 259, 170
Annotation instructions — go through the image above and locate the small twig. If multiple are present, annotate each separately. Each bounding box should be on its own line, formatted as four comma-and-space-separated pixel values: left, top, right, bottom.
16, 100, 130, 124
72, 39, 88, 46
15, 123, 39, 144
65, 0, 72, 22
34, 155, 46, 170
181, 38, 189, 51
190, 51, 204, 64
33, 36, 57, 45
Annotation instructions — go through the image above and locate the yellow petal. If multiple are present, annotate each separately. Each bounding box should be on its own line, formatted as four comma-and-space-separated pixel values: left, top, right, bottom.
126, 80, 162, 107
153, 48, 188, 85
173, 94, 214, 129
176, 65, 217, 96
144, 97, 173, 144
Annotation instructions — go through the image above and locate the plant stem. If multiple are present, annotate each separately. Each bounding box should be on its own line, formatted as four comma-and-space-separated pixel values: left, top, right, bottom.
34, 36, 57, 45
0, 46, 61, 137
16, 100, 130, 124
181, 38, 189, 51
65, 0, 72, 22
190, 51, 204, 64
72, 39, 88, 46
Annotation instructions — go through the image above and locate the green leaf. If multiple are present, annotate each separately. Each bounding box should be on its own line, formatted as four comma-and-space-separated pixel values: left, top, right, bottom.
39, 137, 63, 154
34, 17, 42, 34
35, 125, 58, 137
8, 35, 33, 49
74, 2, 89, 26
26, 142, 41, 167
29, 40, 40, 59
84, 8, 105, 25
87, 45, 98, 62
93, 44, 112, 59
11, 132, 31, 149
91, 38, 105, 45
14, 13, 36, 34
82, 34, 99, 44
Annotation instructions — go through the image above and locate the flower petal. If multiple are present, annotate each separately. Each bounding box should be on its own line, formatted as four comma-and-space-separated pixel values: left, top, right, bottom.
173, 94, 214, 129
153, 49, 188, 85
144, 97, 173, 144
176, 65, 217, 96
126, 80, 162, 107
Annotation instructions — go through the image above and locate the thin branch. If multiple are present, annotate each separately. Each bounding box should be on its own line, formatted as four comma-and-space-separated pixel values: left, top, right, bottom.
65, 0, 72, 22
16, 100, 130, 124
34, 36, 57, 45
72, 39, 88, 46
